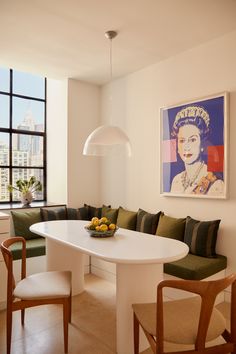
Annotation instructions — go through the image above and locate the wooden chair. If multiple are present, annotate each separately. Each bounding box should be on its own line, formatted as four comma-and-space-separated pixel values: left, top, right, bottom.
1, 237, 72, 354
132, 274, 236, 354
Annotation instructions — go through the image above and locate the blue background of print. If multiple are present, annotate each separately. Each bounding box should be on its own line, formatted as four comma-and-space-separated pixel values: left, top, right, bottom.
162, 95, 225, 193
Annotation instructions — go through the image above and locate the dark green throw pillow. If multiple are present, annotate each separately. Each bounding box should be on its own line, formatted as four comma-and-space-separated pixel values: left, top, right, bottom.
11, 210, 42, 240
136, 208, 161, 235
116, 207, 137, 230
40, 206, 67, 221
101, 205, 118, 224
84, 204, 102, 220
156, 213, 186, 241
184, 216, 220, 258
67, 207, 89, 220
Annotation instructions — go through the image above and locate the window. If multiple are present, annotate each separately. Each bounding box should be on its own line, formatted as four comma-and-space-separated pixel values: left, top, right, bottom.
0, 68, 46, 203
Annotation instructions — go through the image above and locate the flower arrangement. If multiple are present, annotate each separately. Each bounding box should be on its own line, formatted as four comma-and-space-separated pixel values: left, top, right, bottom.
7, 176, 42, 205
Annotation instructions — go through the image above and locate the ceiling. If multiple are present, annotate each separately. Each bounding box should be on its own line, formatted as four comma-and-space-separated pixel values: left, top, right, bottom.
1, 0, 236, 85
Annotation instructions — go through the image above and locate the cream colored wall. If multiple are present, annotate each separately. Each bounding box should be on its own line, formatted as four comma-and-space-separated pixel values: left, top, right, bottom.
67, 79, 101, 207
100, 30, 236, 275
47, 79, 68, 204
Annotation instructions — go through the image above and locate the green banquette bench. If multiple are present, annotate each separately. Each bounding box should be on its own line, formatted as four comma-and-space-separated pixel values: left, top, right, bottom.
10, 204, 227, 281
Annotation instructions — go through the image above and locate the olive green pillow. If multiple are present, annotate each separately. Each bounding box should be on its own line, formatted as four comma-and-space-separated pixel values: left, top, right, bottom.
11, 210, 42, 240
156, 213, 186, 241
116, 207, 137, 230
102, 205, 118, 224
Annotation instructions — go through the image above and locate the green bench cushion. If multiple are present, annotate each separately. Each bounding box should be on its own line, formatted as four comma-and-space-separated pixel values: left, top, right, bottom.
164, 253, 227, 280
11, 238, 46, 260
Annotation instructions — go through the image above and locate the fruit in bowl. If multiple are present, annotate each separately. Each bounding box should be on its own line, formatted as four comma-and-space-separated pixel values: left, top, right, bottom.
85, 217, 118, 237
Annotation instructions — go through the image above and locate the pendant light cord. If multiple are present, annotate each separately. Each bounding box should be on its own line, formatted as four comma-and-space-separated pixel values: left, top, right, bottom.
104, 31, 118, 124
109, 36, 113, 81
105, 30, 117, 82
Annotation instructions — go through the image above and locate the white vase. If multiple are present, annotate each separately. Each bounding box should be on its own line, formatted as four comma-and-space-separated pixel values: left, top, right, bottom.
20, 191, 33, 206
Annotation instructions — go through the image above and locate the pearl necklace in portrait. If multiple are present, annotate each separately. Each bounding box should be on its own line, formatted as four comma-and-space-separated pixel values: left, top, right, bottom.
181, 161, 205, 190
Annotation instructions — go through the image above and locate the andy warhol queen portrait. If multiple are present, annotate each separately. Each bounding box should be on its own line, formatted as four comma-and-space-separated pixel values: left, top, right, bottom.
160, 93, 228, 198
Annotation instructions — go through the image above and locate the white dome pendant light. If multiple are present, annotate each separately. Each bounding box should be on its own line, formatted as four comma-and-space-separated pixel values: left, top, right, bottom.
83, 30, 131, 156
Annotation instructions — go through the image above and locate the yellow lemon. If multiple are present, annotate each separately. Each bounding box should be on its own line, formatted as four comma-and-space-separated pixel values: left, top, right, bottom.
99, 224, 108, 232
109, 223, 116, 230
95, 226, 100, 231
91, 217, 99, 226
99, 217, 108, 225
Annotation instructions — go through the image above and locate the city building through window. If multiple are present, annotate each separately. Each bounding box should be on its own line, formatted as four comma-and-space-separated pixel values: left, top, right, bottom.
0, 68, 46, 203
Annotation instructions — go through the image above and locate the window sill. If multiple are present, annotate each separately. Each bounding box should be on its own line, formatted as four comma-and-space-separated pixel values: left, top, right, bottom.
0, 201, 66, 211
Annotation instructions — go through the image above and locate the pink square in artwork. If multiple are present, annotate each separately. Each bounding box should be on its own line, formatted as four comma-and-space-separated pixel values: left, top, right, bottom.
162, 139, 177, 163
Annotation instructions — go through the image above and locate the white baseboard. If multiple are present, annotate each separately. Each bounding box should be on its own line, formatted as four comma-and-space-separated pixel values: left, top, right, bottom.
90, 256, 116, 283
91, 265, 116, 283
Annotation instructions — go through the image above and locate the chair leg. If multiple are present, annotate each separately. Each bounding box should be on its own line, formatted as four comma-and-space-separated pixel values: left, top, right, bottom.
6, 308, 13, 354
69, 293, 72, 323
21, 309, 25, 326
63, 299, 69, 353
133, 312, 140, 354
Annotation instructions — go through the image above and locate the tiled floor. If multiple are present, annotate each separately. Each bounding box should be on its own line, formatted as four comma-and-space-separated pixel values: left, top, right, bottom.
0, 274, 116, 354
0, 274, 231, 354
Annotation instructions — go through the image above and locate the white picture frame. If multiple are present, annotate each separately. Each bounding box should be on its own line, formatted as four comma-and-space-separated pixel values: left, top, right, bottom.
160, 92, 229, 199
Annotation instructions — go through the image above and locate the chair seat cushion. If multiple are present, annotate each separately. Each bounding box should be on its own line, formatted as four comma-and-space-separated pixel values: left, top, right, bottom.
164, 253, 227, 280
132, 296, 226, 345
14, 271, 71, 300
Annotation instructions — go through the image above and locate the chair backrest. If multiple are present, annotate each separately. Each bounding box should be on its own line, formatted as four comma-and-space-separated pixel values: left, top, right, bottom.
156, 274, 236, 352
1, 237, 26, 301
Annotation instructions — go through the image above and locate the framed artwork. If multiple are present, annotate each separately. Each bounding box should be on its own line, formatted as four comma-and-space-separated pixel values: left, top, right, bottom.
160, 92, 228, 199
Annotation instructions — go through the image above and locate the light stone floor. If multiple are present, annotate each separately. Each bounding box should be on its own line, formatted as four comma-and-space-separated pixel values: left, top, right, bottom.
0, 274, 231, 354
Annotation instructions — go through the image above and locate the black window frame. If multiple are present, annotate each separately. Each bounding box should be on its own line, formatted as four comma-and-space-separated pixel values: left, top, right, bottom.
0, 68, 47, 204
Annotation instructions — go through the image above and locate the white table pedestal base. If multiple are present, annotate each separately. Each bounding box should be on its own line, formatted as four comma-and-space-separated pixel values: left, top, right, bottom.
116, 263, 163, 354
46, 238, 84, 295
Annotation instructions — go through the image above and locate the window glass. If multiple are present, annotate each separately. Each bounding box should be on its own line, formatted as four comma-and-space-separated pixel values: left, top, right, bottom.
0, 68, 10, 92
12, 133, 43, 167
0, 168, 10, 201
12, 168, 44, 201
12, 97, 45, 132
0, 133, 9, 165
13, 70, 45, 99
0, 94, 9, 128
29, 168, 44, 200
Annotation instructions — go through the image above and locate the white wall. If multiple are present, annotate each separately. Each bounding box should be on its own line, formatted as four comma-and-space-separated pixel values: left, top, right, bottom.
100, 30, 236, 275
47, 78, 68, 204
67, 79, 101, 207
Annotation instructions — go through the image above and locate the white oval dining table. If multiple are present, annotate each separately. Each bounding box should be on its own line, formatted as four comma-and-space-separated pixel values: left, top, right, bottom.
30, 220, 189, 354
